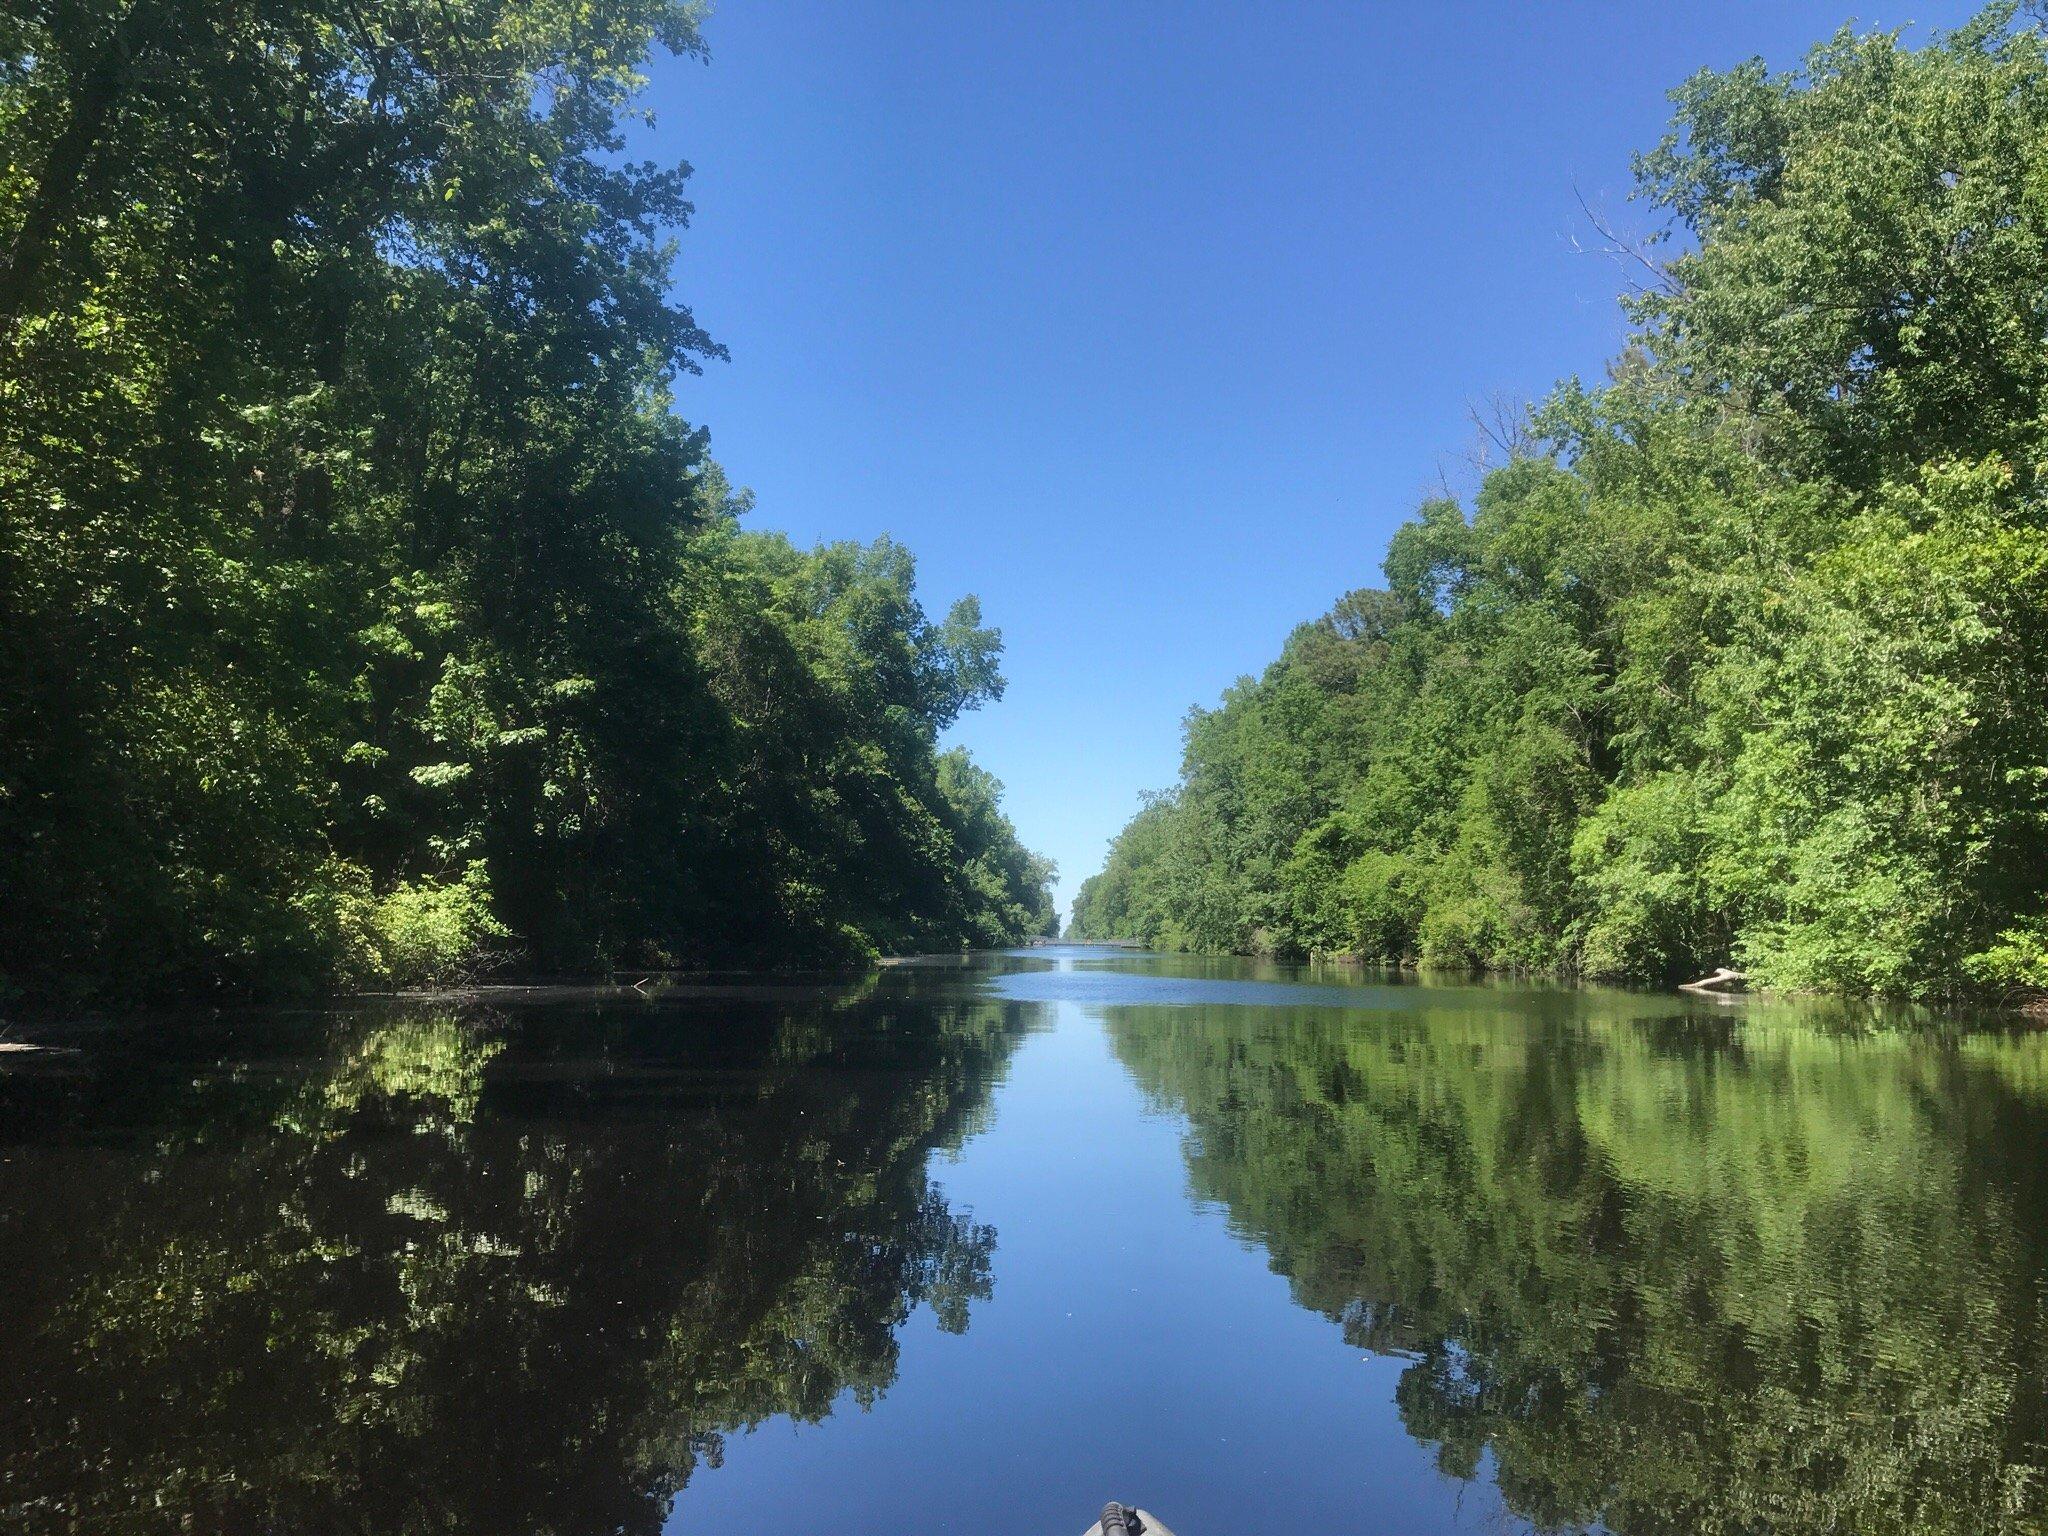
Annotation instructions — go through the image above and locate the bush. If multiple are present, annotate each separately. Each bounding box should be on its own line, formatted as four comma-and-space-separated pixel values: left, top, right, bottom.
1963, 916, 2048, 999
366, 864, 509, 989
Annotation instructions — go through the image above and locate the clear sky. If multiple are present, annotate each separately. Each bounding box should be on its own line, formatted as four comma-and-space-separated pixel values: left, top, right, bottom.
640, 0, 1977, 921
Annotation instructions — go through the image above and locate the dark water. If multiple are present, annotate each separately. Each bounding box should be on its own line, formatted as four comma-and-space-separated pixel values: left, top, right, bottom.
4, 947, 2046, 1535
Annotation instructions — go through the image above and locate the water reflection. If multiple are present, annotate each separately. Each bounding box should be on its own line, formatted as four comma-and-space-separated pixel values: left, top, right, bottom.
1104, 994, 2048, 1535
0, 989, 1028, 1535
8, 958, 2048, 1534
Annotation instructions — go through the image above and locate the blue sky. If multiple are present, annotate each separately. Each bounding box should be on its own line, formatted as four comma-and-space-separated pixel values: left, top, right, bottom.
641, 0, 1977, 919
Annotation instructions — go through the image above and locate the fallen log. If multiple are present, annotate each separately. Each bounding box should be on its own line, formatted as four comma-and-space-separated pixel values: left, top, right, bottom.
1679, 966, 1748, 994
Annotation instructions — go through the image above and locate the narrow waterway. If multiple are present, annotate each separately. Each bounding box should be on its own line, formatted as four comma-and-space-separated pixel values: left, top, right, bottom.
3, 946, 2043, 1533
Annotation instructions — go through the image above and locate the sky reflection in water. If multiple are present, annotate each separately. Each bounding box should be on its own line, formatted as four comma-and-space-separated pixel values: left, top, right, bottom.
3, 946, 2044, 1534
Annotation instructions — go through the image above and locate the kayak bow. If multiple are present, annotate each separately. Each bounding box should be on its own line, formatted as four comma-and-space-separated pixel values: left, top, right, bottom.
1088, 1503, 1177, 1536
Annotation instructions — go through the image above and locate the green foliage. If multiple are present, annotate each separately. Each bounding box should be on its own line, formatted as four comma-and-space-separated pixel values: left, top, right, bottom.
1072, 4, 2048, 999
1965, 915, 2048, 995
363, 863, 509, 989
0, 2, 1051, 1001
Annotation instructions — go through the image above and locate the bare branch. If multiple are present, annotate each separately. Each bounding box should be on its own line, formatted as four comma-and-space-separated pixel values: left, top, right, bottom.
1567, 180, 1682, 297
1464, 389, 1535, 472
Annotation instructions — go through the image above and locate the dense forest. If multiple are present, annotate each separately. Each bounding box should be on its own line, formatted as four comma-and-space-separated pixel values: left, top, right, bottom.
1071, 5, 2048, 1000
0, 1, 1056, 1003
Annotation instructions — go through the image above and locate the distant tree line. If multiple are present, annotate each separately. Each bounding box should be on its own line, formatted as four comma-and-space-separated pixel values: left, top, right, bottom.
1071, 5, 2048, 1000
0, 0, 1056, 1003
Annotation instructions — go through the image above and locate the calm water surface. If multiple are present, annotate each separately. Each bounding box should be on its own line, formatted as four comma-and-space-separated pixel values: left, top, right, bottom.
4, 946, 2046, 1534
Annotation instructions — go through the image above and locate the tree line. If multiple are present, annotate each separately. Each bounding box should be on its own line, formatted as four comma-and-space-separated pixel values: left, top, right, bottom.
0, 1, 1056, 1004
1071, 4, 2048, 1000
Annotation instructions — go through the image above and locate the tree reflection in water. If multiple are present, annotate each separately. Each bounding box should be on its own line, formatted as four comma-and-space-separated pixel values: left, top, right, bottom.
0, 987, 1027, 1535
1106, 995, 2048, 1536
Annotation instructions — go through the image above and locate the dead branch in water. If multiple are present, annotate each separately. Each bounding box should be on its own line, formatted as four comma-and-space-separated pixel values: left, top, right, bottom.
1679, 967, 1748, 994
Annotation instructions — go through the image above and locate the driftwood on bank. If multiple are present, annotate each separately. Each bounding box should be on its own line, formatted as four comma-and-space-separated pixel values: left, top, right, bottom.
1679, 967, 1748, 994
